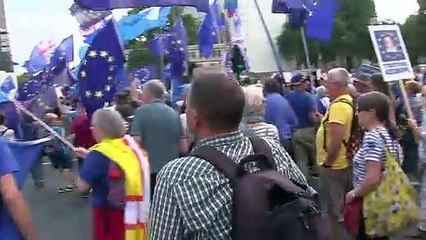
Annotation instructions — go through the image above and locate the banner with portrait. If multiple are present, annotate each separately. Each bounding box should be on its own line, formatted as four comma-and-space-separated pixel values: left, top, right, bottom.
368, 25, 414, 82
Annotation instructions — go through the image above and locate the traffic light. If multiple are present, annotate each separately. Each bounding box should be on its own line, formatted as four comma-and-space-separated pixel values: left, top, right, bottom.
231, 45, 246, 80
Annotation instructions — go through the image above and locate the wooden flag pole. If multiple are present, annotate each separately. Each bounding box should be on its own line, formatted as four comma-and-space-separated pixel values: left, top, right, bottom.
398, 79, 414, 120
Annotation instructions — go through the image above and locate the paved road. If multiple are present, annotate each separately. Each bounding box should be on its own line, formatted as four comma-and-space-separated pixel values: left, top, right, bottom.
22, 163, 419, 240
22, 161, 92, 240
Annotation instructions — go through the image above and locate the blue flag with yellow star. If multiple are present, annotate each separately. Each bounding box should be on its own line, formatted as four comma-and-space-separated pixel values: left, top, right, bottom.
78, 19, 125, 118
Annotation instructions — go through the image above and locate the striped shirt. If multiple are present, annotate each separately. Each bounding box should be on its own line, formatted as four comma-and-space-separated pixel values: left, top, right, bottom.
353, 127, 402, 188
150, 131, 307, 240
239, 122, 280, 142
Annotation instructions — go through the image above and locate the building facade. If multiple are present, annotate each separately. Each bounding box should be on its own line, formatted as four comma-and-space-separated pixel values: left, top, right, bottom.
0, 0, 13, 72
235, 0, 288, 73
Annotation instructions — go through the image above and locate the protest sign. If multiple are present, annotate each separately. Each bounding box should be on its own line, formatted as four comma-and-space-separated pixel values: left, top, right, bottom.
368, 25, 414, 82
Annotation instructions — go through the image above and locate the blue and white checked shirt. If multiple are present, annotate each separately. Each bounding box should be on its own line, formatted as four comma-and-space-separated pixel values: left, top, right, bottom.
150, 131, 307, 240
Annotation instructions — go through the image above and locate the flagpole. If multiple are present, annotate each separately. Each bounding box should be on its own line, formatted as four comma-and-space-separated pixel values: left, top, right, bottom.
300, 26, 312, 70
210, 2, 222, 44
14, 102, 76, 151
159, 28, 165, 81
253, 0, 284, 77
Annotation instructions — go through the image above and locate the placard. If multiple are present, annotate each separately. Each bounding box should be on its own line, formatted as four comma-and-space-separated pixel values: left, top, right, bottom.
368, 25, 414, 82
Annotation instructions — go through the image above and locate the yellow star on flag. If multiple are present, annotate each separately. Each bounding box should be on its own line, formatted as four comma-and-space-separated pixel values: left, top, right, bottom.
95, 91, 103, 98
109, 66, 115, 71
107, 76, 113, 81
80, 71, 87, 78
105, 85, 111, 91
100, 51, 108, 58
85, 91, 92, 97
88, 50, 98, 58
82, 59, 88, 65
107, 56, 114, 63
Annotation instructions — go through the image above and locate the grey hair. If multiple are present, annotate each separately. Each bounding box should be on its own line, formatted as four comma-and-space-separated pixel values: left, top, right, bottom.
143, 80, 166, 99
243, 85, 264, 113
316, 86, 328, 98
92, 109, 126, 139
328, 68, 350, 87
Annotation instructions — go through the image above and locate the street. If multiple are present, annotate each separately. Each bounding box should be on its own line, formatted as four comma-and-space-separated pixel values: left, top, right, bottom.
21, 162, 420, 240
22, 161, 91, 240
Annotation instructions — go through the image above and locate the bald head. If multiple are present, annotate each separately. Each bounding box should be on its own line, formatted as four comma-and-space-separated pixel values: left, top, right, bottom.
143, 79, 166, 100
188, 67, 245, 130
328, 68, 350, 87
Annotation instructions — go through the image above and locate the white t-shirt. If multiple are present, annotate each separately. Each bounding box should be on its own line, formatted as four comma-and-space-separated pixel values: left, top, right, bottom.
0, 125, 15, 140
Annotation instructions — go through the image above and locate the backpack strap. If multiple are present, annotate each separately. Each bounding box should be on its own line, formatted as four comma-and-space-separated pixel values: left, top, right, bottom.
322, 98, 354, 151
189, 136, 276, 182
190, 146, 239, 182
246, 135, 276, 169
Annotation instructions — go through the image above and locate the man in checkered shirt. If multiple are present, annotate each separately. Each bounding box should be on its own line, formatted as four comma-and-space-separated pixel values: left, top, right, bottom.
150, 68, 308, 240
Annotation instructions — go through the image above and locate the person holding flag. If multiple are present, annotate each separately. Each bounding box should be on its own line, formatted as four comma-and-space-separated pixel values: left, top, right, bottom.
0, 141, 37, 240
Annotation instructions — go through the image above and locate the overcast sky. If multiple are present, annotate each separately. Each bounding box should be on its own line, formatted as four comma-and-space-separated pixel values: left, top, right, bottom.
4, 0, 420, 64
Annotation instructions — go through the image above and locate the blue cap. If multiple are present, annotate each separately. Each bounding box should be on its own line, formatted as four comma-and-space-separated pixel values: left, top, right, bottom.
290, 73, 306, 85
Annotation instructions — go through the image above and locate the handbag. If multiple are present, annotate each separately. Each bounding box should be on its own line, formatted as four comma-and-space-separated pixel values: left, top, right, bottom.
363, 148, 419, 237
344, 197, 363, 234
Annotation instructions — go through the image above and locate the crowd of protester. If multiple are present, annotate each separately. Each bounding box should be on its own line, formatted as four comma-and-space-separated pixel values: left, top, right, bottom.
1, 66, 426, 240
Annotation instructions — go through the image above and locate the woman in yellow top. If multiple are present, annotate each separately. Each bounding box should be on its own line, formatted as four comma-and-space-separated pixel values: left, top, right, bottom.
75, 109, 150, 240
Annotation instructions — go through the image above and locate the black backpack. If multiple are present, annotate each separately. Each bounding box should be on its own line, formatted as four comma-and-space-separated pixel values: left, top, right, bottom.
190, 136, 322, 240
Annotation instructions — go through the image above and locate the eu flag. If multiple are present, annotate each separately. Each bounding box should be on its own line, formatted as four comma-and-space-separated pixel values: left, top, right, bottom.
16, 79, 42, 102
76, 0, 210, 13
132, 64, 157, 87
0, 138, 47, 239
78, 19, 125, 118
305, 0, 339, 41
49, 35, 74, 70
272, 0, 291, 14
198, 10, 217, 58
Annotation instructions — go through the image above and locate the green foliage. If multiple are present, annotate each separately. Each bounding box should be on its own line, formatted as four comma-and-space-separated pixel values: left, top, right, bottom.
125, 7, 200, 70
276, 0, 376, 67
17, 73, 30, 84
182, 14, 201, 45
276, 24, 320, 66
401, 1, 426, 64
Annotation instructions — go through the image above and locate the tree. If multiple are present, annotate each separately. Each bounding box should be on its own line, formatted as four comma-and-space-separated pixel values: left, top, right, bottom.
276, 0, 376, 68
402, 0, 426, 64
125, 7, 200, 70
17, 73, 31, 85
276, 24, 320, 67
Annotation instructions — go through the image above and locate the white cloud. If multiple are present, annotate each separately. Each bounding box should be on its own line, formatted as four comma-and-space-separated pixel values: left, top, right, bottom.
375, 0, 419, 23
6, 7, 128, 64
7, 12, 78, 63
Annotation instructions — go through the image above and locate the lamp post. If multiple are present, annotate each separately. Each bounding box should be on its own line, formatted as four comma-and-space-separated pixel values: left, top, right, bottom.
0, 28, 13, 72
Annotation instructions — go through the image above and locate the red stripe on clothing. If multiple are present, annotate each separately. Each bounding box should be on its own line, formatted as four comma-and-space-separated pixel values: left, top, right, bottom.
122, 137, 145, 202
125, 195, 143, 201
125, 223, 147, 229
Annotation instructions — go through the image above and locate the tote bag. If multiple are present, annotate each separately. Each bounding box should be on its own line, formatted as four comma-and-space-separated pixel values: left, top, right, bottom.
363, 148, 419, 237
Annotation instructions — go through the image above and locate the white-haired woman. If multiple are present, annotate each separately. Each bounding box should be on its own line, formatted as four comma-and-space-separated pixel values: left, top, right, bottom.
315, 86, 330, 115
240, 85, 280, 142
74, 109, 150, 240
